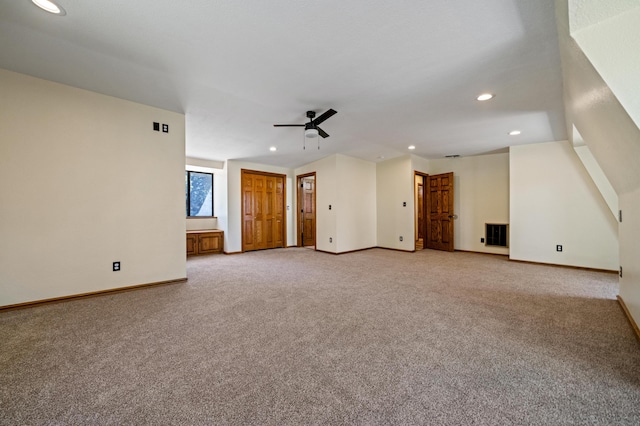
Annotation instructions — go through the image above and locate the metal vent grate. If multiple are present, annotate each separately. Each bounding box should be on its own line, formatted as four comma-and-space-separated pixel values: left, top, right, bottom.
486, 223, 508, 247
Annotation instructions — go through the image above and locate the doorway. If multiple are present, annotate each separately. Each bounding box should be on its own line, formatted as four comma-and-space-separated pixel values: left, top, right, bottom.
297, 173, 316, 248
241, 169, 286, 252
414, 172, 428, 251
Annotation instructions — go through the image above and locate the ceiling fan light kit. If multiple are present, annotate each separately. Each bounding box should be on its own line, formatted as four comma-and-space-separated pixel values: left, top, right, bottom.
274, 109, 337, 149
305, 128, 319, 138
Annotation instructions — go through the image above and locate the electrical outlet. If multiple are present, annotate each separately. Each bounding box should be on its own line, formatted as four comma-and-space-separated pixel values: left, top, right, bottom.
481, 238, 485, 243
162, 124, 169, 133
403, 201, 406, 207
556, 245, 563, 252
329, 205, 332, 210
399, 236, 403, 242
113, 261, 120, 271
153, 122, 160, 131
329, 237, 333, 243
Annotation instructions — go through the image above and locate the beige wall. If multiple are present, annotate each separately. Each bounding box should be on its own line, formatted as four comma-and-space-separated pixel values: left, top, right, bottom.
510, 141, 618, 270
294, 154, 376, 253
335, 155, 377, 253
428, 153, 510, 255
0, 69, 186, 307
376, 156, 415, 251
295, 155, 338, 253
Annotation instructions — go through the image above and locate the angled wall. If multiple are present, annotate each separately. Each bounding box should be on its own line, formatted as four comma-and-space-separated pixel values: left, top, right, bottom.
557, 0, 640, 326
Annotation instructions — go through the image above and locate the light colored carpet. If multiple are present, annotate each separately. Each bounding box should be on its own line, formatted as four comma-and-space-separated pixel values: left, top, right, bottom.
1, 248, 639, 425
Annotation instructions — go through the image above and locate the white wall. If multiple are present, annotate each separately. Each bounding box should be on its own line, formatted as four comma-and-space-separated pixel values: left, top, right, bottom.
428, 153, 510, 255
226, 160, 295, 253
619, 188, 640, 321
376, 156, 414, 251
510, 141, 618, 270
570, 3, 640, 130
295, 155, 338, 253
335, 155, 377, 253
0, 69, 186, 307
558, 0, 640, 324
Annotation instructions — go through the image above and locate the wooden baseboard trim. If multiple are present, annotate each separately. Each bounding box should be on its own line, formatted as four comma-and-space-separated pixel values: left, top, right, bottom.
315, 247, 377, 255
455, 249, 509, 258
223, 251, 243, 255
617, 296, 640, 341
376, 246, 415, 253
509, 258, 618, 274
0, 278, 187, 312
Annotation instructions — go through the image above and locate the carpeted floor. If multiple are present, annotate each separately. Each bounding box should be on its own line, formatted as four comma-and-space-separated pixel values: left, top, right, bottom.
1, 248, 639, 425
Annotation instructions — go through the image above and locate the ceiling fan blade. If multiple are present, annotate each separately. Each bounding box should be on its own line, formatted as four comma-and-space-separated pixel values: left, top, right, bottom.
273, 124, 305, 127
317, 127, 330, 138
311, 108, 337, 126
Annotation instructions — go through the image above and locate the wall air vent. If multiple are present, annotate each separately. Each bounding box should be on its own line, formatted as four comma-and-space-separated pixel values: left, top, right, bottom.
486, 223, 508, 247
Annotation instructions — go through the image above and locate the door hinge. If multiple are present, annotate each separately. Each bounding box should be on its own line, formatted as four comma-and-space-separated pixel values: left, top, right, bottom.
619, 210, 623, 222
620, 266, 623, 278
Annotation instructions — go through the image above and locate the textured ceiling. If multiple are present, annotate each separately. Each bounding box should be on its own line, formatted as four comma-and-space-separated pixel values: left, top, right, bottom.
0, 0, 567, 168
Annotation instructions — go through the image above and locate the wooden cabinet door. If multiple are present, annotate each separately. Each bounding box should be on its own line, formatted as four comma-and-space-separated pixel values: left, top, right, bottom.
186, 234, 197, 255
426, 172, 454, 251
199, 233, 221, 254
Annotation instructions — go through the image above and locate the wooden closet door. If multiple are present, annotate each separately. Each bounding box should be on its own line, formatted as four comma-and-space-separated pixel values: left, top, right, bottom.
274, 176, 284, 248
242, 170, 286, 252
242, 173, 257, 251
264, 176, 275, 248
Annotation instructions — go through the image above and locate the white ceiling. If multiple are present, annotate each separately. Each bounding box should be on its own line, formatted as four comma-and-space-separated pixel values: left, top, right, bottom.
0, 0, 567, 168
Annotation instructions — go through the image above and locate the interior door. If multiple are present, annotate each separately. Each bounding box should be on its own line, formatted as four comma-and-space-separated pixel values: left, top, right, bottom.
426, 172, 454, 251
242, 170, 286, 252
298, 174, 316, 247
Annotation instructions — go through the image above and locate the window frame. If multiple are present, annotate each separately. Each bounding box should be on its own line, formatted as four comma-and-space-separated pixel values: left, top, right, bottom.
185, 170, 214, 218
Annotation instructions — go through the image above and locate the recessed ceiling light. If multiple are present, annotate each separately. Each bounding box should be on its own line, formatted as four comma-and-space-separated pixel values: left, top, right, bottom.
377, 155, 385, 160
408, 145, 416, 150
32, 0, 66, 15
269, 146, 277, 152
477, 93, 494, 101
509, 130, 522, 136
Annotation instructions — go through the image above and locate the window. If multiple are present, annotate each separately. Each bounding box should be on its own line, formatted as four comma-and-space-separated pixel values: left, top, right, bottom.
186, 171, 213, 217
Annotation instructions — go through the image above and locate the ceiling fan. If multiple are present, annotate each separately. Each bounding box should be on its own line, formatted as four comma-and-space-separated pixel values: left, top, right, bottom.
274, 109, 337, 140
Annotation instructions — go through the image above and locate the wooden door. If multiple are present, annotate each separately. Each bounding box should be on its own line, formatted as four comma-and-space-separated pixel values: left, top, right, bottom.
242, 170, 286, 252
426, 172, 454, 251
417, 179, 424, 241
297, 174, 316, 247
